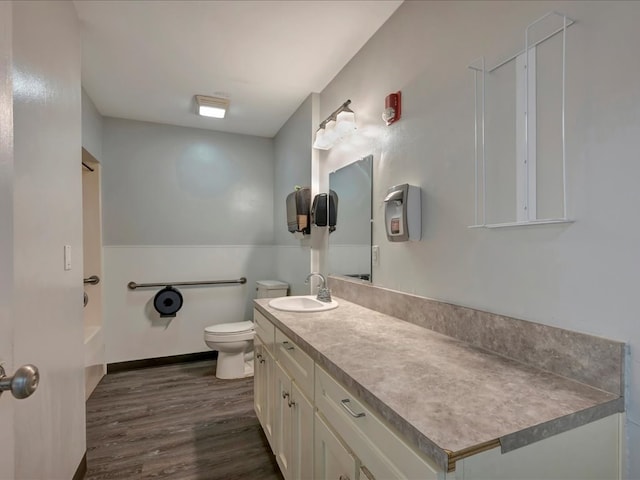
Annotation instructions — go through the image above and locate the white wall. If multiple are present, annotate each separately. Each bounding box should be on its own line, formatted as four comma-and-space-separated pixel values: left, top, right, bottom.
12, 0, 85, 476
316, 1, 640, 477
101, 118, 278, 362
82, 87, 103, 161
273, 94, 315, 295
104, 245, 275, 363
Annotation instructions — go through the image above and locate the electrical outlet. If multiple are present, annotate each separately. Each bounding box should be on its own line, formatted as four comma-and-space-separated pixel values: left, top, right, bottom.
372, 245, 380, 267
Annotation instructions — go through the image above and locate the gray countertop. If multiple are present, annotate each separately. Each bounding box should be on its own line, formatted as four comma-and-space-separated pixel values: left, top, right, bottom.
254, 297, 622, 472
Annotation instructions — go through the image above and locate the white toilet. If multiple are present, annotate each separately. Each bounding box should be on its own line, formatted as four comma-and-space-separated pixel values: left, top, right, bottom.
204, 280, 288, 379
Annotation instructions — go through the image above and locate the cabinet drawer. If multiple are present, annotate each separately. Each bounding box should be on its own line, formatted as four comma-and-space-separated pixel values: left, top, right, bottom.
254, 309, 275, 352
315, 366, 442, 480
275, 329, 314, 400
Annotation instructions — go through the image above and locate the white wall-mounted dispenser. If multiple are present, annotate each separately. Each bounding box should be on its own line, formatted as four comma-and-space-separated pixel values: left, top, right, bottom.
384, 184, 421, 242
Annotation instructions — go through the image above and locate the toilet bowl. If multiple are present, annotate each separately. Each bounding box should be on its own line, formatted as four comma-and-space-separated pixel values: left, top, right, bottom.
203, 279, 289, 380
204, 321, 255, 379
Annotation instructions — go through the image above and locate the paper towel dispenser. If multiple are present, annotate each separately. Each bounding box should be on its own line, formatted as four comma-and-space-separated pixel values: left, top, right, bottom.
384, 184, 421, 242
311, 190, 338, 232
286, 187, 311, 236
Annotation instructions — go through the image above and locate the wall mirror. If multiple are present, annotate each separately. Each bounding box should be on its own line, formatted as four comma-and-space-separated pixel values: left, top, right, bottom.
328, 154, 373, 281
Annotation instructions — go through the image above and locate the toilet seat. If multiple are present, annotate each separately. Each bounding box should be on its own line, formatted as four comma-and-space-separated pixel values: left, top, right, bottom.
205, 321, 254, 335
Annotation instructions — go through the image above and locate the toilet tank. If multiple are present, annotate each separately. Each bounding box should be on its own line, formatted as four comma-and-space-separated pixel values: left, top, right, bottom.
256, 280, 289, 299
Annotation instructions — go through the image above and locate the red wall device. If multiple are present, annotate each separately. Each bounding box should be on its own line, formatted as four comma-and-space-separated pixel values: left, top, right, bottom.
383, 91, 402, 125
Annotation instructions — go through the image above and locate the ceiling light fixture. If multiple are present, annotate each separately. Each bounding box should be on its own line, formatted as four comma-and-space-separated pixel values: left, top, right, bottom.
195, 94, 230, 119
312, 99, 357, 150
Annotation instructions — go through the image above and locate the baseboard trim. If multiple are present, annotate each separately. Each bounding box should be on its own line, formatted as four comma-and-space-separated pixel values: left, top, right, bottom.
107, 351, 217, 374
72, 452, 87, 480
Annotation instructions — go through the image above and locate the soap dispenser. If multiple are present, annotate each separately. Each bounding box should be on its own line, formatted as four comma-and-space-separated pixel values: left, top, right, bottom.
384, 184, 421, 241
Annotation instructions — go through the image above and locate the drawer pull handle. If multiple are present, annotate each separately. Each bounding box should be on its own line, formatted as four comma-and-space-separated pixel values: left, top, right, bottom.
282, 341, 295, 351
340, 398, 365, 418
256, 354, 265, 364
288, 398, 296, 408
282, 391, 289, 399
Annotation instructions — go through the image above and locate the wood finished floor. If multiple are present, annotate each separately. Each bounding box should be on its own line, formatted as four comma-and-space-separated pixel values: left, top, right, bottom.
86, 360, 283, 480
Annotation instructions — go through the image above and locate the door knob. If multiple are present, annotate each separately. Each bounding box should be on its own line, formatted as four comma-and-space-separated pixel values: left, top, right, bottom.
0, 364, 39, 399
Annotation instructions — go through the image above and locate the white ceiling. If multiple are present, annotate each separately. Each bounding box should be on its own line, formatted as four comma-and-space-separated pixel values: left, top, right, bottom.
74, 0, 403, 138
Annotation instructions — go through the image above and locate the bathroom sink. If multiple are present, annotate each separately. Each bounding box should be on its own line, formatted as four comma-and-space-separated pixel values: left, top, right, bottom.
268, 295, 339, 313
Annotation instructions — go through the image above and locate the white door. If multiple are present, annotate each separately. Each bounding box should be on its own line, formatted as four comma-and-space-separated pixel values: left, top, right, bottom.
0, 3, 17, 477
0, 1, 86, 478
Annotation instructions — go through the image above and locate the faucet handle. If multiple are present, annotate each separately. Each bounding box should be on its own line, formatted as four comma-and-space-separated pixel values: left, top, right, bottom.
317, 287, 332, 303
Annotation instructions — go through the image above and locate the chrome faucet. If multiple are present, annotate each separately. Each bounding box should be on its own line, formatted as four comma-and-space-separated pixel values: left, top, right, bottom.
305, 272, 332, 303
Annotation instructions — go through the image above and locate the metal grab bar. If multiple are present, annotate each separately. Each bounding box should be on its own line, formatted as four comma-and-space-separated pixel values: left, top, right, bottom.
127, 277, 247, 290
84, 275, 100, 285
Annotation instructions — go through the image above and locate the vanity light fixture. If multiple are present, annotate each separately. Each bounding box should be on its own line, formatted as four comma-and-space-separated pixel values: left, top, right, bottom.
195, 94, 229, 119
312, 99, 357, 150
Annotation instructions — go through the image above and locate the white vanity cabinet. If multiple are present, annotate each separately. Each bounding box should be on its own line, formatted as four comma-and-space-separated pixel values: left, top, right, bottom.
254, 310, 313, 480
253, 308, 622, 480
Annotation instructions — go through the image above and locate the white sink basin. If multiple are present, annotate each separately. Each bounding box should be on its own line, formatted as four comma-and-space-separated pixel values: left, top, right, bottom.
268, 295, 339, 313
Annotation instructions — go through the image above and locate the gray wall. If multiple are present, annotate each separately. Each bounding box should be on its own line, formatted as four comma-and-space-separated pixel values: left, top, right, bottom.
81, 88, 103, 161
274, 94, 314, 245
102, 118, 275, 246
273, 94, 315, 294
317, 1, 640, 476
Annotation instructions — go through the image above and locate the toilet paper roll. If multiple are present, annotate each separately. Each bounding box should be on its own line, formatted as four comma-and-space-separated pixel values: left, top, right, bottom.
153, 286, 183, 317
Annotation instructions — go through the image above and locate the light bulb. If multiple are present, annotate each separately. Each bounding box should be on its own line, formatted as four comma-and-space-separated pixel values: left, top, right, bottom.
335, 110, 357, 139
312, 128, 331, 150
323, 120, 337, 146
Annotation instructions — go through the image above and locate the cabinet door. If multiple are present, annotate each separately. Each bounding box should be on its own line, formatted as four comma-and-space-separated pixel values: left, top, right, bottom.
315, 412, 358, 480
254, 337, 275, 449
263, 346, 275, 450
274, 361, 294, 480
291, 381, 314, 480
254, 338, 265, 423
